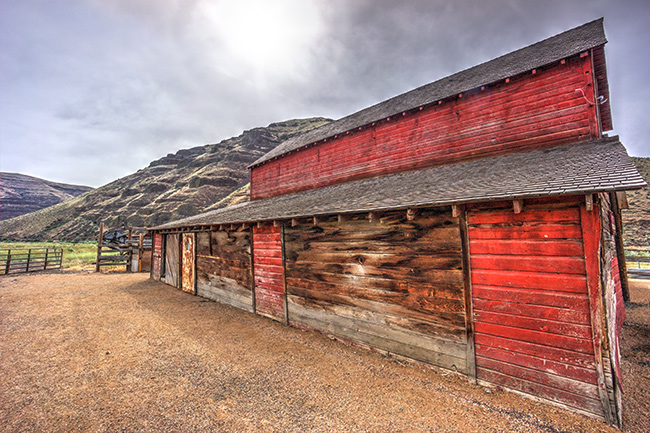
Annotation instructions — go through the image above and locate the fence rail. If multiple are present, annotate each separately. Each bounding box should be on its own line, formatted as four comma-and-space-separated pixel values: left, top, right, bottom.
625, 250, 650, 278
0, 248, 63, 275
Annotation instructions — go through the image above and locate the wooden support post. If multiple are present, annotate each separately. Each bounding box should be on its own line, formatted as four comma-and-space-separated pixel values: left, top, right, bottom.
250, 227, 256, 314
5, 249, 11, 275
586, 193, 594, 211
291, 218, 300, 227
610, 192, 630, 302
281, 224, 289, 326
26, 249, 31, 272
273, 220, 281, 227
96, 222, 104, 273
452, 204, 460, 218
44, 249, 49, 270
513, 199, 524, 214
581, 205, 615, 425
313, 216, 320, 225
459, 210, 476, 383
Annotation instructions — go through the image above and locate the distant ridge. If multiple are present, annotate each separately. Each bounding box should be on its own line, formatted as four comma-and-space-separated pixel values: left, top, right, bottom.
0, 172, 93, 221
0, 118, 331, 242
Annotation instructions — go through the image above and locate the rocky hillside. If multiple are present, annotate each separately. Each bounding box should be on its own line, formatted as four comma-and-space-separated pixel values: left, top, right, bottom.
0, 172, 93, 221
622, 157, 650, 248
0, 118, 330, 242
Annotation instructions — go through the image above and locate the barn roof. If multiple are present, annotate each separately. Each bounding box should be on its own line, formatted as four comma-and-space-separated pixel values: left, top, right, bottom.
152, 136, 645, 231
250, 18, 609, 169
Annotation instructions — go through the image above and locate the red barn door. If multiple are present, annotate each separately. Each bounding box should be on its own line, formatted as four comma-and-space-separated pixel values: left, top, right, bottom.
467, 203, 606, 418
252, 225, 286, 322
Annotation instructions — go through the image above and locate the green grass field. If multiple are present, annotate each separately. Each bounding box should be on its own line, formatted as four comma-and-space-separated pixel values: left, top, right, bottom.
0, 242, 97, 270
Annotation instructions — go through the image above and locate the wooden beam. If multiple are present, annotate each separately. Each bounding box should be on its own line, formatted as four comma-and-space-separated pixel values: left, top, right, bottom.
452, 204, 460, 218
313, 216, 321, 225
338, 214, 351, 223
368, 211, 383, 223
280, 225, 289, 326
459, 209, 476, 384
580, 205, 615, 425
610, 192, 630, 302
406, 208, 420, 221
585, 194, 593, 211
616, 191, 628, 209
291, 218, 300, 227
513, 199, 524, 214
273, 220, 282, 228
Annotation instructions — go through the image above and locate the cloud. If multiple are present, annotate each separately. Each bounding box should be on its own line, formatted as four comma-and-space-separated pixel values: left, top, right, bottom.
0, 0, 648, 187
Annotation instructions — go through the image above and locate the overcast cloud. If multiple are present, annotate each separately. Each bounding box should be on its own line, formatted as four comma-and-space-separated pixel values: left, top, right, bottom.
1, 0, 649, 187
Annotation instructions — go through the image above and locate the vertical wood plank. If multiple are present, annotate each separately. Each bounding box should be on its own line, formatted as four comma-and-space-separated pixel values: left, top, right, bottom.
281, 224, 289, 326
459, 209, 477, 383
580, 204, 614, 424
250, 227, 256, 314
609, 192, 630, 302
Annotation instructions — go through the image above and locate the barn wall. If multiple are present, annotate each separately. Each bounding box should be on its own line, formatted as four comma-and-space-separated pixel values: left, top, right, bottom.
284, 209, 468, 372
195, 230, 253, 312
251, 54, 598, 200
466, 197, 610, 419
598, 193, 624, 426
252, 225, 286, 321
151, 233, 163, 281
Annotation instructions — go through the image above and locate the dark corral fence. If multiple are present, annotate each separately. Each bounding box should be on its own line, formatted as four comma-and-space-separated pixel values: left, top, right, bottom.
626, 250, 650, 279
0, 248, 63, 275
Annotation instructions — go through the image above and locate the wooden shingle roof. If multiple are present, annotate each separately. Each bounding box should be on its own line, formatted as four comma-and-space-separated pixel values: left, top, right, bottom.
250, 18, 608, 169
153, 136, 645, 231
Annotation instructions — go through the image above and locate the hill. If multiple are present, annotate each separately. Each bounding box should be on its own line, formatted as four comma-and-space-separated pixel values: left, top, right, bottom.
622, 156, 650, 249
0, 173, 93, 221
0, 118, 330, 242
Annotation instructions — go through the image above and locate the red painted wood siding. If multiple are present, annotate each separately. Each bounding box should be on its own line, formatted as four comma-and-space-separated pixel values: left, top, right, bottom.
152, 233, 163, 281
252, 226, 285, 321
252, 54, 598, 200
468, 203, 604, 416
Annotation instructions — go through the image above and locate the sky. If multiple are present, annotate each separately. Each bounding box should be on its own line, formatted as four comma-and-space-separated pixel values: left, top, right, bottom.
1, 0, 649, 187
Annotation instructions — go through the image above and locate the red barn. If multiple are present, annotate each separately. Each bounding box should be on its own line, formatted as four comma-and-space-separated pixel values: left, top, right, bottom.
149, 19, 645, 426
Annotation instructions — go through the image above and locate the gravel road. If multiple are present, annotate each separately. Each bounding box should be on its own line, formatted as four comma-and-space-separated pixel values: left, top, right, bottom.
1, 272, 647, 432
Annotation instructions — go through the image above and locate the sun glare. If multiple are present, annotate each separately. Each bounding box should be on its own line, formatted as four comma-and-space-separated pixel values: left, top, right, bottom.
200, 0, 323, 79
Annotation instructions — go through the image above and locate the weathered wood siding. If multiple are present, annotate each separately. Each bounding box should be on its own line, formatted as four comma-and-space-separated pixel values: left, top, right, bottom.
251, 54, 598, 200
284, 209, 467, 372
467, 199, 605, 418
151, 233, 163, 281
598, 193, 624, 425
253, 226, 286, 321
181, 233, 195, 294
195, 230, 253, 312
164, 234, 179, 288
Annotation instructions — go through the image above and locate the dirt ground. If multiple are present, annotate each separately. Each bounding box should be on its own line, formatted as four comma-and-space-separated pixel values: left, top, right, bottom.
0, 272, 648, 433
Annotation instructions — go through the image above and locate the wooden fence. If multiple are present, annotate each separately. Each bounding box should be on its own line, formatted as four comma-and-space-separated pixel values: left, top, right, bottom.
95, 222, 152, 272
626, 251, 650, 279
0, 248, 63, 275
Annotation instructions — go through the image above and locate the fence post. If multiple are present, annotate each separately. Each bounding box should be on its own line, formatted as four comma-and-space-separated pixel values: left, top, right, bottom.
44, 249, 49, 270
26, 249, 32, 272
96, 222, 104, 272
4, 249, 10, 275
